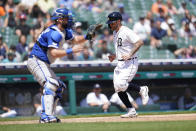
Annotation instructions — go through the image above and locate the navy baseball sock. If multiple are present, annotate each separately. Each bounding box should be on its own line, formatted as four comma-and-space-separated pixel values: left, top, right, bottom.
128, 83, 141, 92
118, 91, 132, 108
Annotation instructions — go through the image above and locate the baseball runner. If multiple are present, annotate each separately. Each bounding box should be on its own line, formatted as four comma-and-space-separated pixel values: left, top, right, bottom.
27, 8, 98, 123
107, 12, 149, 118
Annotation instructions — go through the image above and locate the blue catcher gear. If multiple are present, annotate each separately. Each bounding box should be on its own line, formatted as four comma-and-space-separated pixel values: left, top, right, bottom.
67, 11, 75, 28
106, 12, 122, 24
56, 80, 66, 99
51, 8, 74, 28
41, 78, 66, 120
51, 8, 69, 20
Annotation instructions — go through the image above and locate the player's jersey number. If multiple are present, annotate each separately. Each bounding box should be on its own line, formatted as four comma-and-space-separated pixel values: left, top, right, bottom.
117, 38, 122, 47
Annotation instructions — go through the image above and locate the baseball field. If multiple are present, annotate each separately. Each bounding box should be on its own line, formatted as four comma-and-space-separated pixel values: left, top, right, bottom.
0, 111, 196, 131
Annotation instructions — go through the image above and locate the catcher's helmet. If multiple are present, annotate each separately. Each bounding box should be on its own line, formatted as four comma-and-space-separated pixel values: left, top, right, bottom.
106, 12, 122, 24
51, 8, 74, 28
51, 8, 70, 20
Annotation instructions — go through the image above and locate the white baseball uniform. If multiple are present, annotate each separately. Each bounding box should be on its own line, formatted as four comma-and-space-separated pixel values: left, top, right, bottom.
113, 26, 140, 92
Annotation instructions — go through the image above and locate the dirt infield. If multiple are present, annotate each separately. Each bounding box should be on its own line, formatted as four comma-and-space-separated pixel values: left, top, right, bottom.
0, 113, 196, 125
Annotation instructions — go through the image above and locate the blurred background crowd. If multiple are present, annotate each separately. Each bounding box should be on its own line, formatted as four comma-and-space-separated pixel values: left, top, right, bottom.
0, 0, 196, 63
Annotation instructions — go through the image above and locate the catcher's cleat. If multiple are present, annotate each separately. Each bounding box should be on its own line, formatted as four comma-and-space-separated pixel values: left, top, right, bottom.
39, 114, 61, 123
139, 86, 149, 105
120, 108, 138, 118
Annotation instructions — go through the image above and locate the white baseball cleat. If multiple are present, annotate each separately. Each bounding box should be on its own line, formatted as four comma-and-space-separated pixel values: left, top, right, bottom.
139, 86, 149, 105
120, 108, 138, 118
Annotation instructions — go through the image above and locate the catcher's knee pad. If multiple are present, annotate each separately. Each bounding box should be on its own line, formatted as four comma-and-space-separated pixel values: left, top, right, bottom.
44, 77, 60, 92
43, 87, 56, 96
114, 80, 129, 93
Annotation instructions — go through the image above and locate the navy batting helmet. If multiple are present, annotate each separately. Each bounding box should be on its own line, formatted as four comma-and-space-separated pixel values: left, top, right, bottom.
106, 12, 122, 24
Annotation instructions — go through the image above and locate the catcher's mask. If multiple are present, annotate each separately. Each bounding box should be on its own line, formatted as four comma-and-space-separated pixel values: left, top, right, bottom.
51, 8, 75, 28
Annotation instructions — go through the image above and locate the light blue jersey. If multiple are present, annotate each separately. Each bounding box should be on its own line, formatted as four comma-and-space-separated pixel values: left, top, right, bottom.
30, 25, 74, 64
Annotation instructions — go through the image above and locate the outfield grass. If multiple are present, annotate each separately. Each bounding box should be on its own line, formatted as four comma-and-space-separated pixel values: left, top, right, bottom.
0, 120, 196, 131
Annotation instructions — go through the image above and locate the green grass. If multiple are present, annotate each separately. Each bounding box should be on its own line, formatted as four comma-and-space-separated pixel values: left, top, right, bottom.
0, 110, 196, 122
1, 120, 196, 131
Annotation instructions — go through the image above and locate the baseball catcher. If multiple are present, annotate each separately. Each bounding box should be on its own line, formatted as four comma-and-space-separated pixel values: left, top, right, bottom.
27, 8, 100, 123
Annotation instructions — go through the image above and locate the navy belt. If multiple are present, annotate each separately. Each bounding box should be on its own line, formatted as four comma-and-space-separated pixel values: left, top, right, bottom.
118, 57, 137, 61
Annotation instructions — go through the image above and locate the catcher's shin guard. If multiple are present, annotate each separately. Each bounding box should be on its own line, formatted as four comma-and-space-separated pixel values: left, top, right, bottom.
52, 97, 59, 115
52, 85, 64, 114
41, 86, 56, 115
40, 88, 60, 123
41, 78, 62, 115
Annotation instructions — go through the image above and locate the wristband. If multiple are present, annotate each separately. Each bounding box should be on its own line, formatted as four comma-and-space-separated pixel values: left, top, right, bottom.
66, 48, 73, 54
84, 35, 87, 40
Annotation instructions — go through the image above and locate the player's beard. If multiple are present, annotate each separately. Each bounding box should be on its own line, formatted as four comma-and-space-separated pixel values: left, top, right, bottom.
111, 24, 118, 31
108, 24, 116, 31
108, 22, 119, 31
113, 25, 118, 31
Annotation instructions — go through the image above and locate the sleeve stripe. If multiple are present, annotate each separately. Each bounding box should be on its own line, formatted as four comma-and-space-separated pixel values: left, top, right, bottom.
48, 45, 58, 48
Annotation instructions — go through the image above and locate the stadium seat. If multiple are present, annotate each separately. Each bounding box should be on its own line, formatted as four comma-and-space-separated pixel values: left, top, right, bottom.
138, 45, 158, 59
191, 37, 196, 46
0, 27, 17, 47
156, 49, 175, 59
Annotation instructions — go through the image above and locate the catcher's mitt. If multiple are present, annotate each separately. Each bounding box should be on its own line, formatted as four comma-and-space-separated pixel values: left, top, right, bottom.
85, 24, 103, 40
